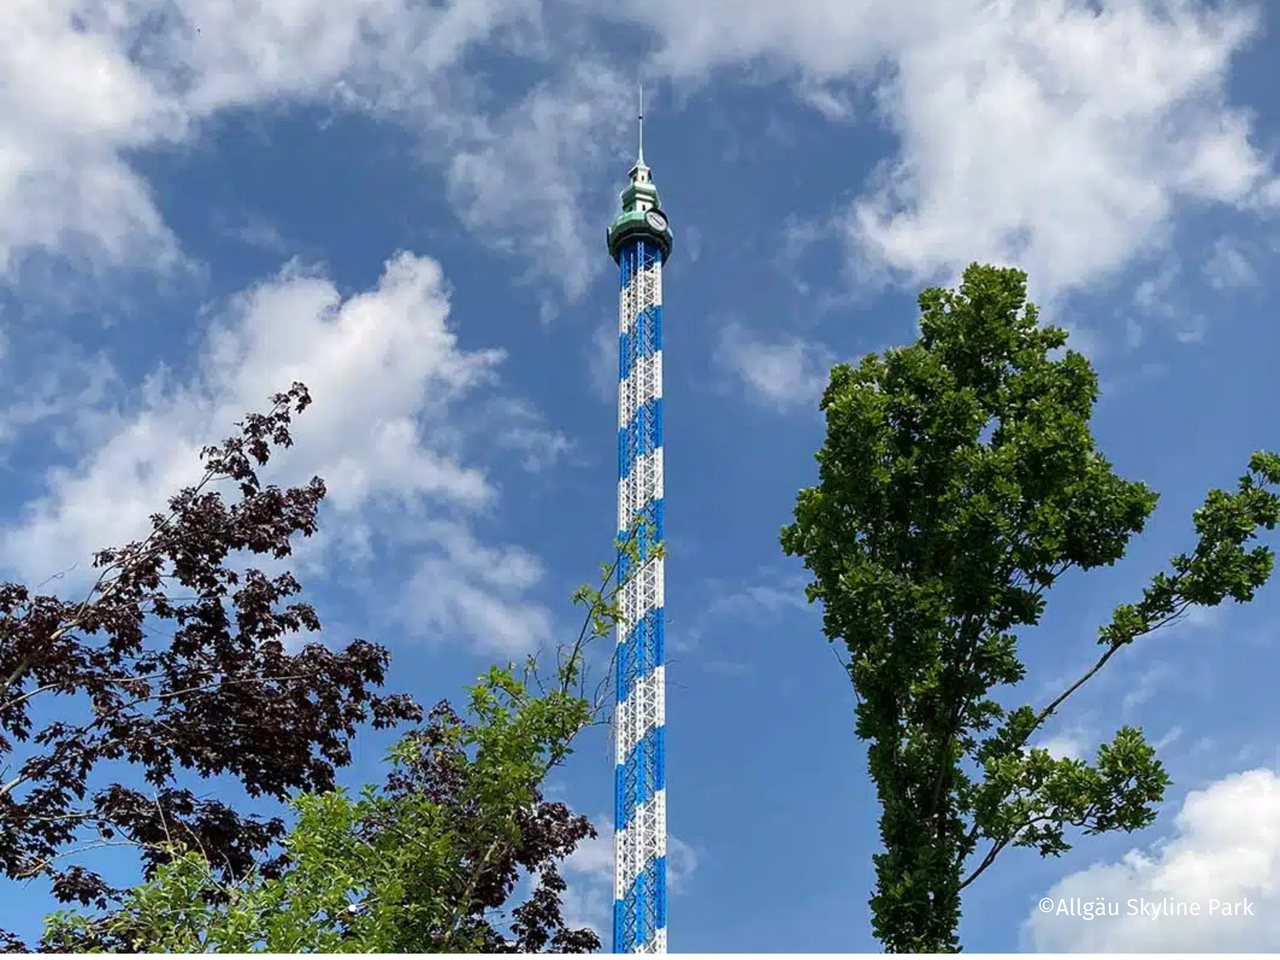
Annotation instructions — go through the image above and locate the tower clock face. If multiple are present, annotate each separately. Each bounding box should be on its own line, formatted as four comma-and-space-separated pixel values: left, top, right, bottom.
646, 211, 668, 232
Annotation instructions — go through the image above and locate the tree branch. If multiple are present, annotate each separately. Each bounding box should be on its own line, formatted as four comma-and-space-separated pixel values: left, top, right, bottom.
0, 669, 333, 803
958, 598, 1195, 888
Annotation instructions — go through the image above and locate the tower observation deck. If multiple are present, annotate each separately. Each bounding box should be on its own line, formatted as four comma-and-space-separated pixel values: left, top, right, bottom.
608, 88, 672, 955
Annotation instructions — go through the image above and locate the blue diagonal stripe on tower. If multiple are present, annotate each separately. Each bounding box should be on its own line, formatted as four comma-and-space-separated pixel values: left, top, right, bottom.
619, 305, 662, 384
618, 398, 664, 480
616, 723, 666, 829
616, 606, 665, 703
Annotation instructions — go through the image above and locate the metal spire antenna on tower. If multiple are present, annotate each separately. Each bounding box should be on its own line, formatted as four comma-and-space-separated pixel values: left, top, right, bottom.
637, 85, 645, 164
607, 86, 672, 954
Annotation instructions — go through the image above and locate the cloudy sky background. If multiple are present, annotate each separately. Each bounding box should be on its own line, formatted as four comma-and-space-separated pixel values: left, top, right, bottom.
3, 0, 1280, 951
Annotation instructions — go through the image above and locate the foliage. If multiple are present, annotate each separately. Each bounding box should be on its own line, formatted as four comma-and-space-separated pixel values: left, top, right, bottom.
42, 493, 656, 952
0, 383, 423, 949
780, 264, 1280, 952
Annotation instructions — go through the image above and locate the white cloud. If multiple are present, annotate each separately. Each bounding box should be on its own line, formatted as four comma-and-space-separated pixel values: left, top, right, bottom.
0, 0, 628, 301
1024, 768, 1280, 951
678, 567, 812, 655
1203, 235, 1257, 290
713, 322, 833, 409
1133, 257, 1182, 319
561, 841, 616, 938
587, 322, 618, 403
1126, 256, 1206, 346
477, 396, 575, 473
444, 59, 633, 301
794, 80, 859, 122
851, 1, 1272, 297
1123, 660, 1175, 714
0, 252, 559, 653
598, 0, 911, 81
1154, 726, 1184, 752
395, 520, 554, 657
1121, 606, 1225, 711
0, 347, 116, 451
13, 0, 1268, 310
564, 823, 614, 883
212, 210, 290, 254
0, 0, 185, 275
704, 570, 810, 621
1037, 733, 1088, 762
605, 0, 1276, 299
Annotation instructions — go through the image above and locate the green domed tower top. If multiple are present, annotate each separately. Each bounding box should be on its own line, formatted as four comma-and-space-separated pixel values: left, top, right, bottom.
607, 87, 673, 263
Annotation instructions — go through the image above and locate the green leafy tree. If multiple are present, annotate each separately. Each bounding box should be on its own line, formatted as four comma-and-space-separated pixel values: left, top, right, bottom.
780, 264, 1280, 952
44, 528, 658, 953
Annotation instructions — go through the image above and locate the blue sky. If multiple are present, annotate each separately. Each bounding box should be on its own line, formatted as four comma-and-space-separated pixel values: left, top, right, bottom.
3, 0, 1280, 952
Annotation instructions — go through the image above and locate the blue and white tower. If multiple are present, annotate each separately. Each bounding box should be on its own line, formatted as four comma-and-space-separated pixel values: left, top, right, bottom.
608, 90, 672, 955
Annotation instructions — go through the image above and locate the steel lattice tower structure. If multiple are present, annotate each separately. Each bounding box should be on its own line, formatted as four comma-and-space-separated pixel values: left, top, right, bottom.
607, 90, 672, 955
